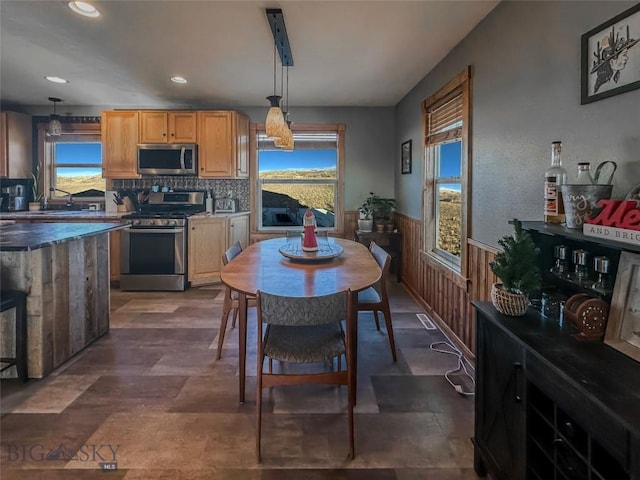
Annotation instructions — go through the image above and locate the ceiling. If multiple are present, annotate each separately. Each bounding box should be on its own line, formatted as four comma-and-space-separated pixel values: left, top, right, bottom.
0, 1, 499, 110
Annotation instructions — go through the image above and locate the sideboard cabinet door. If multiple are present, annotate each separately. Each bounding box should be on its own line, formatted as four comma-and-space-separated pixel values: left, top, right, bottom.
474, 310, 526, 480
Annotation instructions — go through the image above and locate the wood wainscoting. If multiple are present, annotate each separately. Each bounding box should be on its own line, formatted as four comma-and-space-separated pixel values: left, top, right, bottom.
394, 213, 498, 356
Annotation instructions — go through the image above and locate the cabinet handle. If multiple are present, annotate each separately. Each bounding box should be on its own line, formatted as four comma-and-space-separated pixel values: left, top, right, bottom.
162, 133, 167, 137
170, 133, 174, 137
513, 362, 523, 403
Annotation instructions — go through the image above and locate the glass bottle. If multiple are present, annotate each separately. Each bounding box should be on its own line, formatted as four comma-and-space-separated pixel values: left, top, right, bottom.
544, 141, 566, 224
575, 162, 593, 185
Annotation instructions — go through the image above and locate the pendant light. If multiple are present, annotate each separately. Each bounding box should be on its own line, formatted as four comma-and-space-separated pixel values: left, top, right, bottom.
275, 66, 294, 151
48, 97, 62, 136
265, 13, 286, 139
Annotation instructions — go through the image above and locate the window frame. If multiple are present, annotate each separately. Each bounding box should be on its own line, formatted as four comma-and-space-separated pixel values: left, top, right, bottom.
422, 66, 472, 279
37, 122, 103, 203
251, 123, 346, 235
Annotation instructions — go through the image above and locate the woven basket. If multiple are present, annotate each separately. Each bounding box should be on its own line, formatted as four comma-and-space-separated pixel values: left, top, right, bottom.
491, 283, 529, 316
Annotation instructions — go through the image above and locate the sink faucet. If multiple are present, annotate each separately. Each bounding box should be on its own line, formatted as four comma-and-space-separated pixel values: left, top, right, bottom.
49, 187, 74, 207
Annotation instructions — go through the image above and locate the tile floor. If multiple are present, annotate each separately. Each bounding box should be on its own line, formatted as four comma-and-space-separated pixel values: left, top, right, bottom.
1, 282, 479, 479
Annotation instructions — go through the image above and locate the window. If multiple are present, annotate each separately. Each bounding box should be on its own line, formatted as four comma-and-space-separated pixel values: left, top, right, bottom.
40, 123, 104, 201
255, 124, 345, 232
422, 67, 471, 275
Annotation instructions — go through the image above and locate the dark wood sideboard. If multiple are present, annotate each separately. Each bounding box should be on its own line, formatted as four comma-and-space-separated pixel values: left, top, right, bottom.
473, 221, 640, 480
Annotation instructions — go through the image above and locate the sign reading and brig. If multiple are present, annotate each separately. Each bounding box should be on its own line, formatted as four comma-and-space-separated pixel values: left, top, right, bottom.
583, 200, 640, 247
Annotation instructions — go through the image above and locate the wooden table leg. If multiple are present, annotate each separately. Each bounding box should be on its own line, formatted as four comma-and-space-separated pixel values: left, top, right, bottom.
238, 293, 247, 404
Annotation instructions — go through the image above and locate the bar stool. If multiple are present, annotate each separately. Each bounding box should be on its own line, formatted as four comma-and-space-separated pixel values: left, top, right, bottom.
0, 290, 28, 381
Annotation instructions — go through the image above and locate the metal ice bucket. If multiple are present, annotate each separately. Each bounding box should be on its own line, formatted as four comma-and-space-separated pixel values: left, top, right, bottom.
560, 184, 613, 229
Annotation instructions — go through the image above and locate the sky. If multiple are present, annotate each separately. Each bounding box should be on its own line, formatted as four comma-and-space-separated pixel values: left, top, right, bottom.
57, 140, 461, 182
55, 143, 102, 176
259, 149, 337, 172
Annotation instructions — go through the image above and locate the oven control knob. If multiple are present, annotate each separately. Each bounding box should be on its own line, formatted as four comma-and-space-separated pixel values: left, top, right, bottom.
168, 220, 176, 226
132, 220, 141, 226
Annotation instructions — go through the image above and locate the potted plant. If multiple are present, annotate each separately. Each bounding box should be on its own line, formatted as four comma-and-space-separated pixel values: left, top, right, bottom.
489, 219, 542, 316
357, 193, 376, 232
29, 164, 43, 211
372, 196, 396, 232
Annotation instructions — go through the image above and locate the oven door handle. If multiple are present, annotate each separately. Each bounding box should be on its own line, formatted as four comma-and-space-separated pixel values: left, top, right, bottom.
124, 227, 185, 234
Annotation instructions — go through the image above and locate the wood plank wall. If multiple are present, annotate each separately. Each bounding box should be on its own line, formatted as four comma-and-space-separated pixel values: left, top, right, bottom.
394, 213, 498, 356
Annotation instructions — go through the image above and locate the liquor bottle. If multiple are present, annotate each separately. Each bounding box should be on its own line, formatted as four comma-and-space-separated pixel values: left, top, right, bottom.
575, 162, 593, 185
544, 141, 567, 224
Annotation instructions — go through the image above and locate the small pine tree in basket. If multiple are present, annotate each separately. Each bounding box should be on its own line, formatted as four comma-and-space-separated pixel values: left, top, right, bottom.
489, 219, 542, 315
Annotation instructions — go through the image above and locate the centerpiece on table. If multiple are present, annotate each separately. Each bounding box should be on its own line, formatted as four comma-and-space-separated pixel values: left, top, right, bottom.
490, 219, 542, 316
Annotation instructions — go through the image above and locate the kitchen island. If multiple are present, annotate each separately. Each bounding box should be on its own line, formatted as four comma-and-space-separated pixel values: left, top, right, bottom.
0, 222, 123, 378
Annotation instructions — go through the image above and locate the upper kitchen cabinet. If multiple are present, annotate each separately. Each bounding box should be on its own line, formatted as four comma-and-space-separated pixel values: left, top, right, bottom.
0, 111, 33, 179
139, 111, 197, 144
101, 110, 141, 179
197, 111, 249, 178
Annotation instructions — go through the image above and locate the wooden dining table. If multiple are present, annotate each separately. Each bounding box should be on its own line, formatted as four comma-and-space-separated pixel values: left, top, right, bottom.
220, 237, 382, 403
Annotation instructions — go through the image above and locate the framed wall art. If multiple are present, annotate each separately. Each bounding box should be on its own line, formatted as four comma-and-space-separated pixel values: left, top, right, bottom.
401, 140, 412, 174
581, 3, 640, 104
604, 251, 640, 362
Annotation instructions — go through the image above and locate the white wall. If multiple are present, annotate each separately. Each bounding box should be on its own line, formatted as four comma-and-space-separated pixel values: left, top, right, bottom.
395, 1, 640, 246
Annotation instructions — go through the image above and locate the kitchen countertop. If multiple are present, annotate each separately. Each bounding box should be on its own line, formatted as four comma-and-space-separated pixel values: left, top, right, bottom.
0, 210, 127, 221
0, 222, 125, 251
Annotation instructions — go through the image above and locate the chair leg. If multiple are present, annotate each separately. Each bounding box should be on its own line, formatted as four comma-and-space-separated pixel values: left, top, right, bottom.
232, 307, 238, 328
373, 311, 381, 330
216, 298, 233, 360
380, 306, 397, 362
347, 359, 355, 459
256, 354, 264, 462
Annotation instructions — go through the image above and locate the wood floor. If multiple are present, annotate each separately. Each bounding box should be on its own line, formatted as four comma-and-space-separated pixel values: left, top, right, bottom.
1, 282, 479, 479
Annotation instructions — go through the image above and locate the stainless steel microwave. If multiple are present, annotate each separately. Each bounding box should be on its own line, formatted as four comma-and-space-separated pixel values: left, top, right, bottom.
137, 144, 197, 175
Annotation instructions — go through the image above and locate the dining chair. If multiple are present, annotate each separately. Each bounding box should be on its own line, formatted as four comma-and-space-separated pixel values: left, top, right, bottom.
255, 290, 355, 461
217, 241, 256, 360
357, 241, 397, 362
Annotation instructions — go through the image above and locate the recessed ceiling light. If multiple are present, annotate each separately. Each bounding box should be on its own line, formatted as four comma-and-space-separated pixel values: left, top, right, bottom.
171, 76, 188, 84
45, 76, 69, 84
68, 2, 100, 18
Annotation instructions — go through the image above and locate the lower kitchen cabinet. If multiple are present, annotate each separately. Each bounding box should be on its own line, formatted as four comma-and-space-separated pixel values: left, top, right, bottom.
473, 302, 640, 480
188, 213, 250, 284
229, 213, 249, 248
188, 216, 227, 284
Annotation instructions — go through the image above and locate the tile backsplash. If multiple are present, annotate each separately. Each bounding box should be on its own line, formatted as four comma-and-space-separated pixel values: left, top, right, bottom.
112, 177, 250, 211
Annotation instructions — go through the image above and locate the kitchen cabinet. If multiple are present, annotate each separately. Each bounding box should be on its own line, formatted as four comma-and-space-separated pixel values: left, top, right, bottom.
0, 111, 33, 179
139, 111, 197, 144
101, 111, 140, 179
197, 111, 249, 178
188, 213, 250, 284
188, 216, 227, 283
229, 213, 249, 249
473, 301, 640, 480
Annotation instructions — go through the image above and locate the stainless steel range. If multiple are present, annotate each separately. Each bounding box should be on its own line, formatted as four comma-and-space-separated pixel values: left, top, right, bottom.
120, 191, 205, 291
